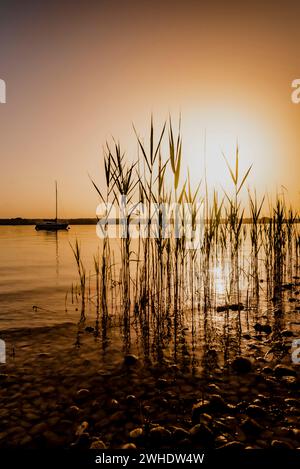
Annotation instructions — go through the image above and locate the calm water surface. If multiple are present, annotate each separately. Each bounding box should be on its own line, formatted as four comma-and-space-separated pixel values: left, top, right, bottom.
0, 226, 102, 329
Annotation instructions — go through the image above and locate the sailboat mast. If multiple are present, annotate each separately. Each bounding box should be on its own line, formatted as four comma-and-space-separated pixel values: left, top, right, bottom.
55, 180, 58, 223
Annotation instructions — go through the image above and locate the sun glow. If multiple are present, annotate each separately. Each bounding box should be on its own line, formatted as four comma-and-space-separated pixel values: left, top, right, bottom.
182, 106, 279, 198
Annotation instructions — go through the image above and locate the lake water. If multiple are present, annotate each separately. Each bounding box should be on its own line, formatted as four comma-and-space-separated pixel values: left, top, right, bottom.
1, 225, 299, 358
0, 226, 103, 330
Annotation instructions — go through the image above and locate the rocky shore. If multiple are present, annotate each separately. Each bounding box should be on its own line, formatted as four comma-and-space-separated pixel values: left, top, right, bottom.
0, 322, 299, 449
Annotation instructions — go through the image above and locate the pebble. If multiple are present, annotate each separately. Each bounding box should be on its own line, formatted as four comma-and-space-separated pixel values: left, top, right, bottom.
281, 376, 297, 387
189, 423, 214, 446
241, 417, 263, 436
108, 399, 120, 410
30, 422, 48, 436
19, 435, 33, 446
123, 355, 139, 366
73, 432, 90, 448
172, 427, 190, 441
149, 426, 171, 445
75, 388, 90, 402
284, 398, 299, 407
271, 439, 294, 449
90, 439, 107, 449
43, 430, 63, 447
191, 400, 210, 424
274, 365, 296, 377
281, 330, 294, 337
209, 394, 227, 412
122, 443, 137, 449
129, 428, 144, 440
41, 386, 56, 395
231, 357, 252, 374
67, 405, 81, 419
109, 411, 127, 423
254, 323, 272, 334
218, 441, 244, 449
126, 395, 137, 406
246, 405, 266, 419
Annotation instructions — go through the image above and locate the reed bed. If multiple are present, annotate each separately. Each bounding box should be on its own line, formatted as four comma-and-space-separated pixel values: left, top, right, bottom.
70, 118, 300, 368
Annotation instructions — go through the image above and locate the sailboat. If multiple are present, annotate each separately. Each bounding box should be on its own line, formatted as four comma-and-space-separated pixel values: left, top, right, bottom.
35, 181, 69, 231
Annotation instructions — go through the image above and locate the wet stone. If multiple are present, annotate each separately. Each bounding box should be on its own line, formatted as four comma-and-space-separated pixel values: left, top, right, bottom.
231, 357, 252, 374
19, 435, 33, 446
246, 405, 266, 419
41, 386, 56, 395
75, 388, 90, 402
241, 417, 263, 436
172, 427, 190, 441
189, 423, 214, 446
281, 329, 294, 337
29, 422, 48, 436
129, 428, 144, 440
90, 439, 107, 449
123, 355, 139, 366
271, 439, 294, 449
149, 426, 171, 445
209, 394, 227, 412
191, 400, 210, 424
126, 395, 137, 406
43, 430, 64, 447
73, 432, 90, 449
254, 323, 272, 334
122, 443, 137, 449
218, 441, 245, 449
66, 405, 81, 419
109, 411, 127, 423
280, 376, 297, 388
108, 399, 120, 410
274, 365, 296, 377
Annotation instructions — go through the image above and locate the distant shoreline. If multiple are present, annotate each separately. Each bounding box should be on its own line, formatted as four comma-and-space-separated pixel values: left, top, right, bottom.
1, 217, 299, 226
0, 218, 98, 225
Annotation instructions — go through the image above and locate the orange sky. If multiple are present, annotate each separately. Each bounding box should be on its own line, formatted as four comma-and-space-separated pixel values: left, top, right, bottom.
0, 0, 299, 218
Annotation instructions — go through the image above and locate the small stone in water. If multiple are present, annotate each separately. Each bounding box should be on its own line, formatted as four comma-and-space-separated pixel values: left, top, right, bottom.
231, 357, 252, 374
254, 323, 272, 334
123, 354, 139, 366
281, 329, 294, 337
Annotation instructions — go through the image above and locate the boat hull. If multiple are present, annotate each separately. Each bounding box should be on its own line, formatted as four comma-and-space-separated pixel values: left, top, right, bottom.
35, 223, 69, 231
